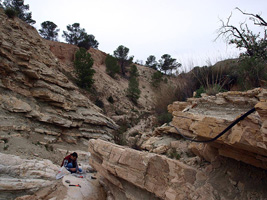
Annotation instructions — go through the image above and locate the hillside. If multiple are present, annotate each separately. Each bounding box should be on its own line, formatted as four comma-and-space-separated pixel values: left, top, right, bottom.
0, 9, 118, 199
46, 39, 199, 146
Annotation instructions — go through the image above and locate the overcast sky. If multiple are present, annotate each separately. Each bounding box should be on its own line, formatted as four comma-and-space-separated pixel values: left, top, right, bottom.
24, 0, 267, 70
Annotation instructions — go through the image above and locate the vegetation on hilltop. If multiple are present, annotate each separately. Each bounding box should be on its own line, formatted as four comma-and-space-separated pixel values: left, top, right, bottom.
2, 0, 35, 24
63, 23, 99, 50
39, 21, 60, 41
216, 7, 267, 90
113, 45, 134, 77
145, 54, 182, 75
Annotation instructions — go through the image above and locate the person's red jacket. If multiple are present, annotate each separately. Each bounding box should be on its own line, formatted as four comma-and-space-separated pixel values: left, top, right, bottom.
61, 154, 72, 167
61, 154, 78, 171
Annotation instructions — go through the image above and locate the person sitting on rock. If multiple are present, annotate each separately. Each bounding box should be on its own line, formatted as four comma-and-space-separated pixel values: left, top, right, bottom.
61, 152, 82, 173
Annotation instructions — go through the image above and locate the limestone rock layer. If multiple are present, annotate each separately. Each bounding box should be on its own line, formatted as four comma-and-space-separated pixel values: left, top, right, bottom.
0, 10, 118, 143
89, 139, 216, 200
167, 88, 267, 169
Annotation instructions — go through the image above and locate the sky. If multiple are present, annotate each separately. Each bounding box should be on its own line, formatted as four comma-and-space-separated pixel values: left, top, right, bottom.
24, 0, 267, 71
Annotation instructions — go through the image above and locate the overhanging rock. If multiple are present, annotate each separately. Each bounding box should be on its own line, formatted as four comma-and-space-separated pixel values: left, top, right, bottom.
166, 88, 267, 169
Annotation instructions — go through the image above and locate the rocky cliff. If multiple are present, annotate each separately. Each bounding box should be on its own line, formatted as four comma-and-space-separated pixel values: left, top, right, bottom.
0, 8, 119, 197
0, 9, 118, 147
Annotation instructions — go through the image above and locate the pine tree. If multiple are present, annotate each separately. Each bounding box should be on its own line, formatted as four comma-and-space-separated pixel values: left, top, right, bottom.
74, 48, 95, 89
105, 54, 120, 78
62, 23, 98, 49
113, 45, 132, 76
3, 0, 35, 24
127, 65, 141, 104
39, 21, 59, 41
145, 55, 158, 70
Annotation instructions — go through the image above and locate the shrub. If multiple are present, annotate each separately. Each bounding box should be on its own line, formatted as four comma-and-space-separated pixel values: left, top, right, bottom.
4, 7, 16, 18
151, 71, 163, 87
192, 62, 232, 95
236, 56, 267, 90
129, 64, 139, 77
157, 112, 173, 125
205, 84, 227, 96
114, 119, 129, 145
107, 96, 114, 104
105, 55, 120, 78
195, 86, 205, 98
167, 148, 181, 160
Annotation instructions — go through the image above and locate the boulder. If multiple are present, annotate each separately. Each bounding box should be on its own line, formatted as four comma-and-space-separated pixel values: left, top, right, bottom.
0, 153, 58, 194
89, 139, 217, 200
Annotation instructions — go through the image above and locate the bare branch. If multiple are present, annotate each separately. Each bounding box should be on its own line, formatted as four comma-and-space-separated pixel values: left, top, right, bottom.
235, 7, 267, 26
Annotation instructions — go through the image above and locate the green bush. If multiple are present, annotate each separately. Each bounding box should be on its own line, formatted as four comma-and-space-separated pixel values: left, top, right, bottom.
157, 112, 173, 125
236, 56, 267, 90
129, 64, 139, 77
105, 55, 120, 78
5, 7, 16, 18
206, 84, 227, 96
74, 47, 95, 90
167, 148, 181, 160
151, 71, 163, 87
195, 86, 205, 98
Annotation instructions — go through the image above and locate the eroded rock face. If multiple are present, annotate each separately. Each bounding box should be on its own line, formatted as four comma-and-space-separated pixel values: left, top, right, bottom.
89, 139, 220, 200
0, 10, 118, 144
167, 88, 267, 169
89, 139, 267, 200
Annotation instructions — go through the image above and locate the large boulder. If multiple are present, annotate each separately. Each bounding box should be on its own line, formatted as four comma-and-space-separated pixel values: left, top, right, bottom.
89, 139, 218, 200
0, 153, 58, 199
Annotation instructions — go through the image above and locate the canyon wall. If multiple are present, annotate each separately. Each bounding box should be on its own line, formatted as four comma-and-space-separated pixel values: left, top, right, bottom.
0, 9, 118, 146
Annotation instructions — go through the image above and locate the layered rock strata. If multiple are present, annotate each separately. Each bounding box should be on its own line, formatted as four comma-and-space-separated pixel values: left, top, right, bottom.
89, 139, 220, 200
166, 88, 267, 169
0, 9, 117, 144
0, 153, 58, 199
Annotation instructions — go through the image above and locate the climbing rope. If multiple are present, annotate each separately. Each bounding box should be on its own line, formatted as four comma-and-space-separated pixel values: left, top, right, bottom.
169, 107, 256, 143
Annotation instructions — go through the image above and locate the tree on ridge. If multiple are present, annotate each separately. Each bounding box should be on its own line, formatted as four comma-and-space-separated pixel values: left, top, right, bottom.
63, 23, 99, 49
39, 21, 60, 41
3, 0, 35, 24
